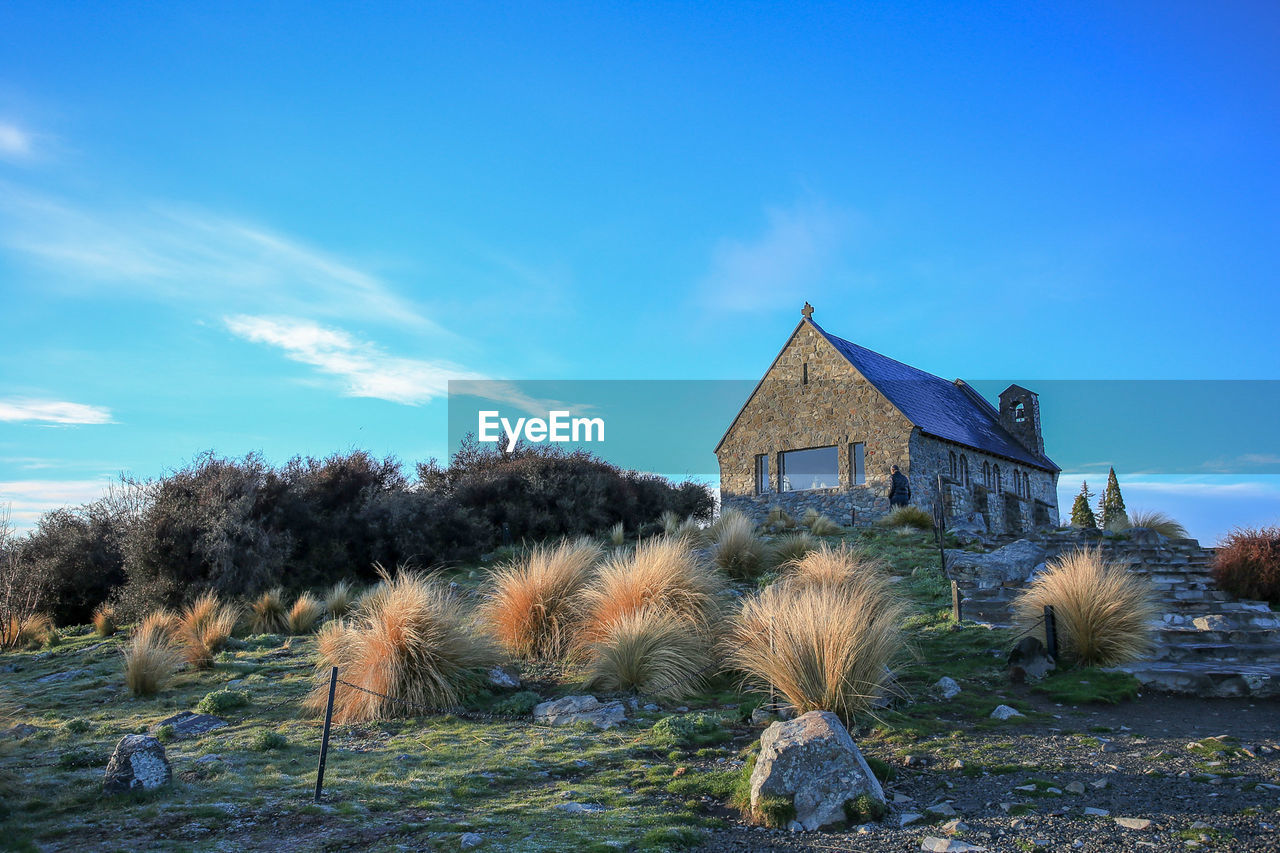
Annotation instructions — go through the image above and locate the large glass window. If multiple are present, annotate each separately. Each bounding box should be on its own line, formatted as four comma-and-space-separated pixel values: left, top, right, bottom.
780, 446, 839, 492
754, 454, 771, 495
850, 442, 866, 486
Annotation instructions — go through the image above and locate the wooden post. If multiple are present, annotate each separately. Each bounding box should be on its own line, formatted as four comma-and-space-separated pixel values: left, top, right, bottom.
951, 580, 962, 623
314, 666, 338, 803
1043, 605, 1059, 660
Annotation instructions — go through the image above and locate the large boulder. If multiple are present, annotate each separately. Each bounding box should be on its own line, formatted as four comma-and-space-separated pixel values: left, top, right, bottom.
945, 539, 1048, 587
750, 710, 885, 831
103, 734, 172, 795
533, 696, 627, 729
946, 512, 989, 545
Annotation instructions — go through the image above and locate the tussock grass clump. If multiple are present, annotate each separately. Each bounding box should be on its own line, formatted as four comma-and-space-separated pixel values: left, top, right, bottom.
1, 612, 54, 651
727, 570, 904, 721
1213, 525, 1280, 605
286, 593, 325, 635
770, 531, 817, 566
584, 606, 713, 699
124, 620, 182, 696
138, 608, 180, 642
782, 542, 884, 591
1125, 509, 1189, 540
1012, 548, 1157, 666
764, 506, 796, 532
324, 581, 356, 618
608, 521, 625, 547
660, 510, 682, 535
308, 569, 498, 723
579, 536, 725, 646
482, 538, 601, 659
878, 505, 933, 531
249, 587, 288, 635
91, 603, 117, 638
176, 592, 240, 669
805, 513, 844, 536
710, 511, 767, 580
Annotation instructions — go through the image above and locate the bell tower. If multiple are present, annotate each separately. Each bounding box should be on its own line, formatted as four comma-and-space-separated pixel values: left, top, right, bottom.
998, 384, 1044, 457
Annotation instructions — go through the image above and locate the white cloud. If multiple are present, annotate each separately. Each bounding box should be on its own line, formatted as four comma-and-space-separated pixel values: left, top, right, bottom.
698, 200, 852, 313
0, 478, 114, 529
0, 398, 114, 425
0, 187, 436, 330
0, 122, 33, 160
226, 315, 481, 405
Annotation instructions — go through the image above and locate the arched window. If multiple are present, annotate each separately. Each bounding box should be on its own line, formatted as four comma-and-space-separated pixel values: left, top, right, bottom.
993, 465, 1001, 493
1023, 472, 1031, 498
948, 451, 957, 480
1013, 401, 1027, 423
960, 455, 970, 487
982, 461, 991, 488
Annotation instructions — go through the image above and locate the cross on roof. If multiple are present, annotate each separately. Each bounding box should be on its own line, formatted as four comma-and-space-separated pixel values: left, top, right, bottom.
801, 301, 814, 320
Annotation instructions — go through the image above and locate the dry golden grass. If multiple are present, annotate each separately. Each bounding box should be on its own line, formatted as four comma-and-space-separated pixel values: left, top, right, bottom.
770, 531, 818, 566
481, 538, 601, 659
249, 587, 288, 634
878, 505, 933, 531
91, 603, 117, 638
1, 612, 53, 651
286, 592, 325, 635
726, 571, 904, 721
1126, 509, 1189, 540
307, 568, 498, 724
765, 505, 796, 531
176, 592, 240, 669
1011, 548, 1157, 666
781, 542, 885, 591
578, 535, 725, 648
324, 581, 356, 618
124, 620, 182, 696
710, 510, 767, 579
138, 608, 180, 642
660, 510, 682, 535
583, 606, 713, 699
806, 513, 845, 536
608, 521, 625, 547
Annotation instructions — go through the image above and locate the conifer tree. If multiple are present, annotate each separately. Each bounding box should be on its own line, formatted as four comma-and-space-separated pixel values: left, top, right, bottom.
1098, 467, 1128, 530
1070, 480, 1097, 529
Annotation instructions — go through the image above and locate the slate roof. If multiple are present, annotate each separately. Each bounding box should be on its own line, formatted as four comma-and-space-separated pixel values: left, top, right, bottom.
812, 321, 1060, 472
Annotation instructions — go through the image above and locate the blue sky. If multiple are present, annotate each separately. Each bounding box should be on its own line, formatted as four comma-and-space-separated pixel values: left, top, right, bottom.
1, 1, 1278, 543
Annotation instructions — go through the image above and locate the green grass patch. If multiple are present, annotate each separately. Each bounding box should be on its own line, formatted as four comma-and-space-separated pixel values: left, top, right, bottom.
1032, 668, 1140, 704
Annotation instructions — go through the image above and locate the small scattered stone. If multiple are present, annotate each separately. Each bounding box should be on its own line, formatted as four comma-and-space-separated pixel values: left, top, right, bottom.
1014, 785, 1037, 792
900, 813, 925, 827
1066, 781, 1085, 794
3, 724, 39, 739
1083, 807, 1110, 817
935, 676, 962, 700
990, 705, 1025, 721
1090, 779, 1109, 789
36, 668, 92, 683
941, 818, 968, 834
1010, 818, 1027, 830
903, 754, 931, 767
1101, 742, 1121, 753
1115, 817, 1152, 831
893, 793, 914, 804
459, 832, 483, 849
533, 696, 626, 730
555, 802, 608, 814
153, 711, 227, 740
1045, 787, 1063, 795
925, 802, 957, 817
949, 758, 965, 770
487, 666, 520, 689
920, 837, 986, 853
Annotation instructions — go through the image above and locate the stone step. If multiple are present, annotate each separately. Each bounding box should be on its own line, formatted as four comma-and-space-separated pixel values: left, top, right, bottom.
1113, 661, 1280, 698
1148, 642, 1280, 664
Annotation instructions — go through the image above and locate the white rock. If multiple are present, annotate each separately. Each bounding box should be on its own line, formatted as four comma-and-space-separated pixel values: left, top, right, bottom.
555, 802, 608, 814
920, 836, 986, 852
990, 705, 1025, 721
925, 802, 957, 817
1083, 807, 1110, 817
533, 696, 626, 730
935, 676, 962, 700
487, 666, 520, 689
1115, 817, 1152, 830
900, 813, 925, 827
1066, 781, 1085, 794
102, 735, 171, 794
459, 832, 483, 848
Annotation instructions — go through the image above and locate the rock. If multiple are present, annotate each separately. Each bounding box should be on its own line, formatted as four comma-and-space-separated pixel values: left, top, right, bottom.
893, 793, 914, 804
990, 705, 1025, 721
921, 836, 986, 852
900, 813, 924, 827
3, 724, 39, 739
903, 754, 931, 767
555, 802, 608, 814
532, 696, 626, 730
1101, 742, 1121, 753
1083, 807, 1110, 817
935, 677, 962, 700
36, 668, 91, 683
945, 512, 989, 545
1066, 781, 1085, 794
750, 707, 777, 725
1115, 817, 1152, 830
945, 538, 1046, 584
1007, 637, 1055, 682
153, 711, 227, 740
642, 704, 660, 712
941, 818, 968, 834
487, 666, 520, 689
749, 711, 886, 832
459, 832, 483, 848
1089, 778, 1109, 789
102, 735, 172, 795
786, 820, 804, 833
925, 801, 957, 817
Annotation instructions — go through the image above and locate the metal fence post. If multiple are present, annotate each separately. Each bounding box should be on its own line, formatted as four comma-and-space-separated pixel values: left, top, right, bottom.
314, 666, 338, 803
1043, 605, 1058, 660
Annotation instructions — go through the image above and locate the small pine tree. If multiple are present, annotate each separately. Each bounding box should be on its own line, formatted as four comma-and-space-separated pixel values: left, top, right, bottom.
1070, 481, 1097, 529
1097, 467, 1127, 530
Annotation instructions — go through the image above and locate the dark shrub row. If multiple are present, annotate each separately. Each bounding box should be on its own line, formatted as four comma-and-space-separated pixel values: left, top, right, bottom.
1213, 525, 1280, 605
13, 441, 712, 624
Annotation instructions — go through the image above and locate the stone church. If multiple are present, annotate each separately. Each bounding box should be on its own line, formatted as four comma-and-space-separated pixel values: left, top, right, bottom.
715, 304, 1060, 533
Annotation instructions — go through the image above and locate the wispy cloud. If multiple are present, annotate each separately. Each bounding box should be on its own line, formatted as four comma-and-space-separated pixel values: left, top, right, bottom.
0, 186, 436, 330
226, 315, 481, 405
0, 122, 34, 161
0, 478, 115, 529
698, 200, 854, 313
0, 398, 114, 425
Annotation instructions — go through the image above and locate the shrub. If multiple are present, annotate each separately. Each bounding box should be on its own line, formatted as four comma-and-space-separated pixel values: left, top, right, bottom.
492, 690, 541, 716
92, 603, 117, 637
250, 588, 288, 634
726, 572, 904, 721
782, 543, 884, 591
286, 592, 324, 635
197, 688, 250, 714
583, 606, 713, 699
123, 621, 181, 696
770, 532, 817, 566
324, 581, 356, 619
482, 538, 601, 659
1125, 509, 1189, 540
877, 505, 933, 531
307, 568, 498, 723
650, 713, 731, 750
19, 500, 127, 626
176, 592, 240, 669
1213, 526, 1280, 605
251, 729, 289, 751
579, 536, 724, 646
1011, 548, 1157, 666
710, 511, 767, 580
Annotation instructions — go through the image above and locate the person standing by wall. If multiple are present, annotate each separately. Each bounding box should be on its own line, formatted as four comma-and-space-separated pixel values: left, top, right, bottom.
888, 464, 911, 507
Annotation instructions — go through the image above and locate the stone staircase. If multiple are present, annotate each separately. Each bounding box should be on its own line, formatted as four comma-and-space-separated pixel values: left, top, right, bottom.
945, 530, 1280, 697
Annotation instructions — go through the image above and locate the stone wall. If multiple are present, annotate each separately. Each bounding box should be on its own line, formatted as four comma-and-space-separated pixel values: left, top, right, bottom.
722, 487, 891, 527
909, 433, 1060, 532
